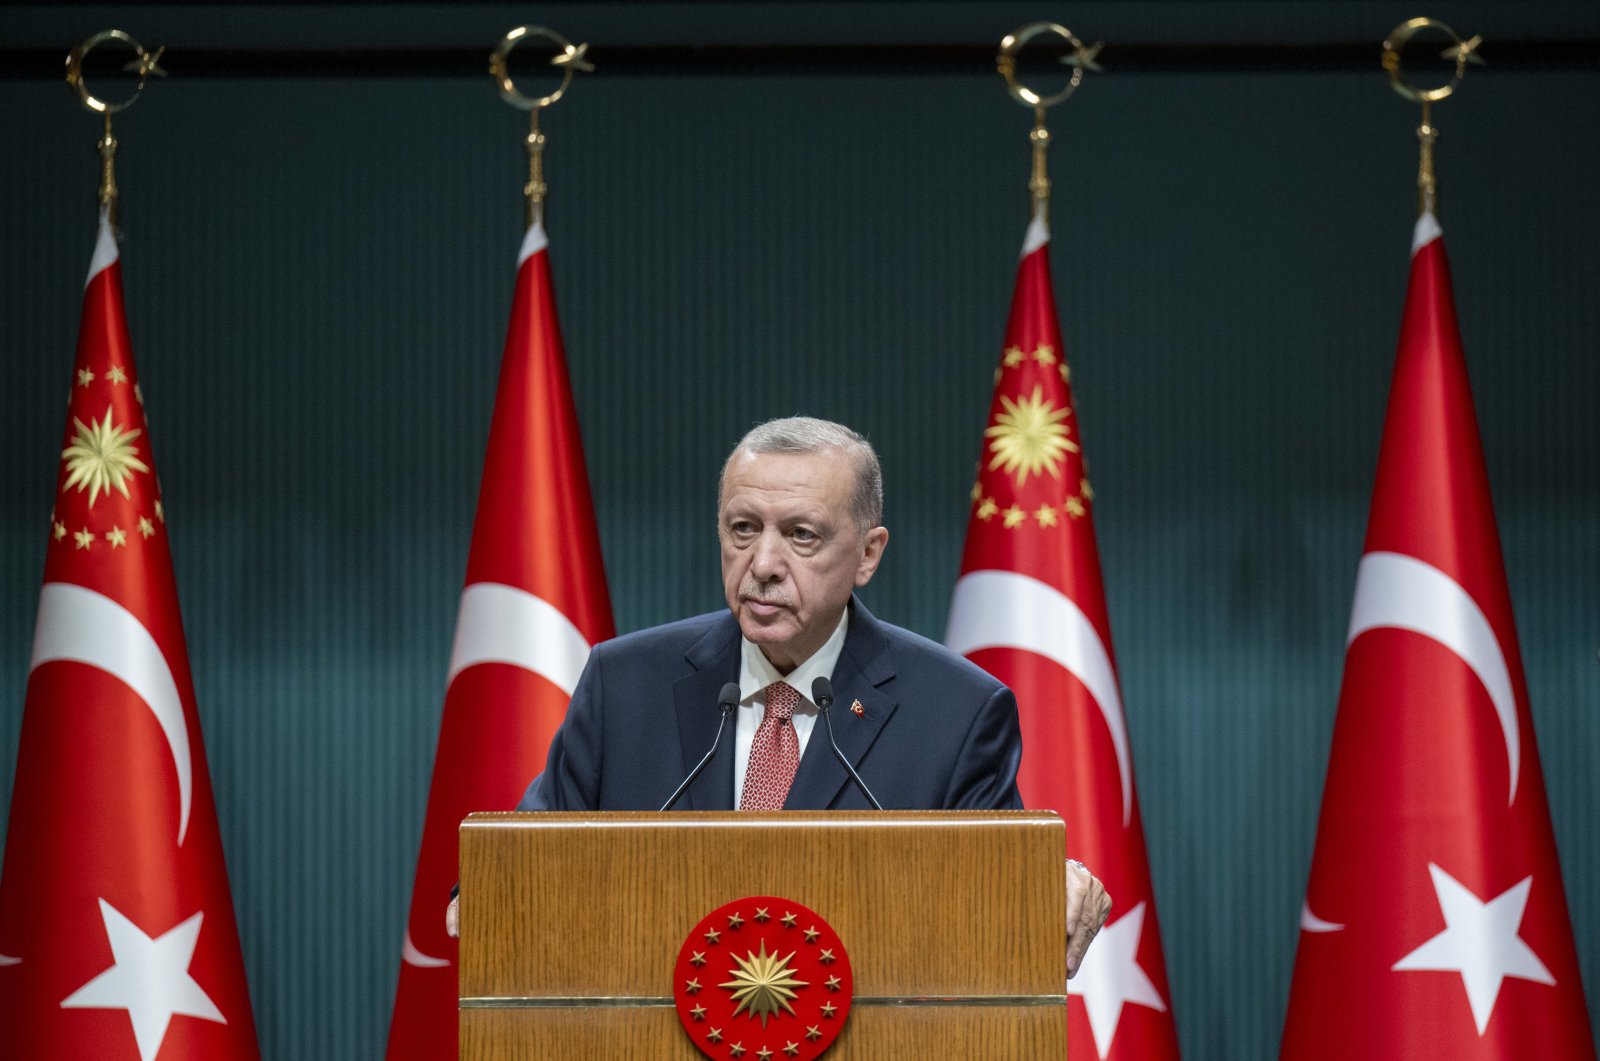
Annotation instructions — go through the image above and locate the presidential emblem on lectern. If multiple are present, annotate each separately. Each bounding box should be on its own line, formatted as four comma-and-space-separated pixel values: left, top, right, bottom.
674, 896, 853, 1060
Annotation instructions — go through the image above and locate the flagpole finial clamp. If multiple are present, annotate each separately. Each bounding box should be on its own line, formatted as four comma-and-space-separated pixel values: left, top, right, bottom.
1381, 18, 1483, 217
490, 26, 593, 228
998, 23, 1102, 224
66, 30, 165, 230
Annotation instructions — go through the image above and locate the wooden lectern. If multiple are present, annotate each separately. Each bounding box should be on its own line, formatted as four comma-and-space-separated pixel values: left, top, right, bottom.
459, 810, 1066, 1059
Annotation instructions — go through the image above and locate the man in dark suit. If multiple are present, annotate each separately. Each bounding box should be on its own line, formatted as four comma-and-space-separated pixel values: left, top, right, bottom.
449, 417, 1110, 974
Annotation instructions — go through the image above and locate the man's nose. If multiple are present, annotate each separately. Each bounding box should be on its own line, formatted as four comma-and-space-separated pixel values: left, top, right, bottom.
749, 530, 787, 580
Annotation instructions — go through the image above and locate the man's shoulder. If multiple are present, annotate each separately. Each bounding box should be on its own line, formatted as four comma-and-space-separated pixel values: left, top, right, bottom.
595, 609, 735, 663
862, 609, 1010, 698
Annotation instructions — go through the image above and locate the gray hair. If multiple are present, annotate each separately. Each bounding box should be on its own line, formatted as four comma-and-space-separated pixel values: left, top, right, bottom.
720, 416, 884, 532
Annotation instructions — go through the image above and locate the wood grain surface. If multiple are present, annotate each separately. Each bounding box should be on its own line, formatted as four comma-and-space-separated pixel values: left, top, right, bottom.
459, 810, 1067, 1058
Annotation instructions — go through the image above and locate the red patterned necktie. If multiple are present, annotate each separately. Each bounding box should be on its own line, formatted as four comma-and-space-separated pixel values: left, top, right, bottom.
739, 681, 801, 810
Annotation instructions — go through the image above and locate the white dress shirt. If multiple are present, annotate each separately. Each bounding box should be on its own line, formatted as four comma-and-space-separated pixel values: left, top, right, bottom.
732, 609, 850, 804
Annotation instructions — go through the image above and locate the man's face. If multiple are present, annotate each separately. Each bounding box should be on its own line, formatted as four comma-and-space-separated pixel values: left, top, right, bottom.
719, 449, 888, 673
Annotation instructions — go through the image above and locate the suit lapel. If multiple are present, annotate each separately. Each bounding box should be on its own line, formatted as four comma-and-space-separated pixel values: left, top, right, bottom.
784, 599, 898, 810
672, 616, 742, 810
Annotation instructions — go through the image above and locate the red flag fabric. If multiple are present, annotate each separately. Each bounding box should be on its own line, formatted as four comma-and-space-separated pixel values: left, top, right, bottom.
0, 214, 260, 1060
1280, 214, 1595, 1058
385, 221, 615, 1059
945, 214, 1181, 1060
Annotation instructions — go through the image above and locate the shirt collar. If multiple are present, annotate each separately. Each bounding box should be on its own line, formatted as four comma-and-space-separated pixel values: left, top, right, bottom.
737, 608, 850, 710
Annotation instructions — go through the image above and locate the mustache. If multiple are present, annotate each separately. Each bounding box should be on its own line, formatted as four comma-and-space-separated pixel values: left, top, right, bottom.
740, 585, 794, 608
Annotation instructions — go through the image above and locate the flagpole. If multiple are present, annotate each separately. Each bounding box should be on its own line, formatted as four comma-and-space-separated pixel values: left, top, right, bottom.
996, 22, 1102, 224
1381, 17, 1484, 217
489, 25, 593, 228
65, 29, 166, 229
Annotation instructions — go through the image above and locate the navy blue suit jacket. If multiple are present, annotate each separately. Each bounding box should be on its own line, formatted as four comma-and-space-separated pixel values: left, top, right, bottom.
517, 598, 1023, 812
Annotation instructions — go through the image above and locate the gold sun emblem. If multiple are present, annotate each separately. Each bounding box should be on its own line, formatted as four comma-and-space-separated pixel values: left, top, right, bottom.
719, 940, 808, 1027
984, 384, 1077, 483
61, 407, 150, 506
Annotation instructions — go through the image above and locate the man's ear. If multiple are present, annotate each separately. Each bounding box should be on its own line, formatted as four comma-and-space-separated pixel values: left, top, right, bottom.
854, 527, 889, 587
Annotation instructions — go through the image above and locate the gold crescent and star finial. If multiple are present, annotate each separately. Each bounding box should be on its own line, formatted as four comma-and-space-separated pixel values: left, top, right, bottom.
65, 29, 166, 228
489, 26, 593, 227
1381, 18, 1484, 218
996, 22, 1102, 224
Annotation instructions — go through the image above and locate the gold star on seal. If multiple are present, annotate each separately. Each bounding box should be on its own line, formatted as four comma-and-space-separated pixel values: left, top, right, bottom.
824, 976, 842, 992
77, 368, 95, 388
74, 528, 94, 550
1002, 345, 1026, 368
783, 1043, 800, 1057
985, 384, 1077, 484
818, 948, 835, 964
1033, 344, 1058, 366
753, 908, 770, 923
1035, 505, 1058, 528
61, 407, 149, 507
718, 940, 807, 1028
1002, 505, 1026, 529
53, 521, 67, 542
757, 1049, 774, 1061
1065, 497, 1086, 519
1081, 477, 1094, 501
686, 978, 702, 995
707, 1028, 723, 1044
106, 365, 128, 385
806, 1025, 822, 1042
690, 1005, 706, 1021
705, 929, 721, 944
780, 913, 797, 929
138, 516, 156, 539
727, 912, 745, 930
1060, 363, 1071, 384
690, 950, 707, 967
730, 1043, 746, 1058
976, 497, 998, 522
154, 499, 165, 522
105, 525, 127, 548
821, 1002, 837, 1019
803, 927, 820, 944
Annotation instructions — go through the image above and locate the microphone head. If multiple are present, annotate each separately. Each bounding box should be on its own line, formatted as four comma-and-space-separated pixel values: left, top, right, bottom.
717, 682, 742, 712
810, 676, 834, 710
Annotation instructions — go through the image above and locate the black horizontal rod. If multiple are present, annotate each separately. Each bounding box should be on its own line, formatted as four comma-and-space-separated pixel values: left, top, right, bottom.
3, 40, 1595, 80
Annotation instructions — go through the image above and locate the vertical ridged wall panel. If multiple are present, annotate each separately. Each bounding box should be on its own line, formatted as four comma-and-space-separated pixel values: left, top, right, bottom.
1, 65, 1596, 1059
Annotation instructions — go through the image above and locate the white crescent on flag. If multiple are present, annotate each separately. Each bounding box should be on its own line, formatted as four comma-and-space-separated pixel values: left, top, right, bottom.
946, 569, 1132, 825
446, 581, 591, 696
1347, 551, 1519, 805
402, 930, 450, 969
30, 582, 193, 846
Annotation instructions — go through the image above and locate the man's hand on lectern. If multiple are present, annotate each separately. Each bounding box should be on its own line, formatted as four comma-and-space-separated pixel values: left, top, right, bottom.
1065, 859, 1111, 979
446, 896, 459, 939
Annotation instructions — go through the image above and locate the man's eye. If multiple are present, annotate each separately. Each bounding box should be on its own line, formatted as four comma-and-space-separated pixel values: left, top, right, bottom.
791, 527, 818, 543
729, 521, 756, 536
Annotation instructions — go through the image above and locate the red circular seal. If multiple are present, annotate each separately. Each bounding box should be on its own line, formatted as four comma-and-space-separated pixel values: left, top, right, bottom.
673, 896, 853, 1060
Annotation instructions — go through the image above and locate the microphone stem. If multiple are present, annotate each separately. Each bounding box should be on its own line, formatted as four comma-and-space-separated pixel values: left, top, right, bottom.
659, 708, 731, 812
821, 705, 884, 811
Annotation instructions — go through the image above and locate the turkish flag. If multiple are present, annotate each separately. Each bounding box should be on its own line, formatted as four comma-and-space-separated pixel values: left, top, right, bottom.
0, 214, 260, 1060
1280, 214, 1595, 1057
385, 221, 614, 1059
945, 214, 1181, 1060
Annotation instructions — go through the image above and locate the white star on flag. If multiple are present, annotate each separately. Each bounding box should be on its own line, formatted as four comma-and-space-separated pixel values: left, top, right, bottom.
1392, 863, 1555, 1034
1067, 901, 1167, 1058
60, 898, 227, 1061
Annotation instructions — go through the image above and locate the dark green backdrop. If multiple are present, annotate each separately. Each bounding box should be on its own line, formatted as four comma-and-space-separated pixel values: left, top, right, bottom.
2, 4, 1597, 1058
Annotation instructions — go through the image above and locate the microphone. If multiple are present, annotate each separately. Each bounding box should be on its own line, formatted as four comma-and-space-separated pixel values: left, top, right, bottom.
811, 676, 884, 811
659, 682, 741, 812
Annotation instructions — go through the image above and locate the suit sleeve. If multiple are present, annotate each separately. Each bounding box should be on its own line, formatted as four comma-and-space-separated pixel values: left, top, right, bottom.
941, 683, 1025, 810
515, 642, 607, 811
